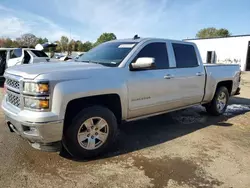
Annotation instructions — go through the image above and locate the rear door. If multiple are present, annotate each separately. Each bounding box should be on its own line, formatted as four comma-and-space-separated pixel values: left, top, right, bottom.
7, 48, 24, 67
168, 42, 206, 105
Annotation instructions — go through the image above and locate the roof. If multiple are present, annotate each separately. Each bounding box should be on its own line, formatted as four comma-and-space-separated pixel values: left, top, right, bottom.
106, 38, 147, 43
0, 47, 17, 50
0, 47, 38, 51
108, 37, 188, 44
185, 34, 250, 41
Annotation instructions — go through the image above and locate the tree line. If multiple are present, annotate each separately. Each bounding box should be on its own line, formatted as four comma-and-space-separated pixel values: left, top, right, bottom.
0, 32, 117, 54
0, 27, 231, 53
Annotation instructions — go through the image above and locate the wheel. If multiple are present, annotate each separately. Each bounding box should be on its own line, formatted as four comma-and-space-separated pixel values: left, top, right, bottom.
205, 86, 229, 116
63, 106, 117, 159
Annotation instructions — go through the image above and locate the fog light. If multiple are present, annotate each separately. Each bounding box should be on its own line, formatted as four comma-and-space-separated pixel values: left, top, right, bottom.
23, 126, 39, 136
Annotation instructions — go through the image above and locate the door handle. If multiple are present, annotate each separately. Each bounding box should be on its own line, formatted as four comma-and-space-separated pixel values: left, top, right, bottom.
164, 74, 174, 79
196, 72, 204, 76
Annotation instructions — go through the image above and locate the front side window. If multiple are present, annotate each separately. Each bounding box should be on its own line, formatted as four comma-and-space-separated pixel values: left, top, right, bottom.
77, 42, 138, 67
135, 42, 169, 69
10, 49, 22, 59
172, 43, 198, 68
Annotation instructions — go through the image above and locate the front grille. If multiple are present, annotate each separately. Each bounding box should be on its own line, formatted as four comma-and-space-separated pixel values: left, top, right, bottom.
6, 78, 20, 90
6, 91, 20, 107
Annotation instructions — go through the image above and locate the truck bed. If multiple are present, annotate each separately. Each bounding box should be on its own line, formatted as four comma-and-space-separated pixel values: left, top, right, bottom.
203, 63, 240, 103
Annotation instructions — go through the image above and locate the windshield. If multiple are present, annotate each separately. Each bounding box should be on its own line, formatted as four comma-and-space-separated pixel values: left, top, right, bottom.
76, 41, 138, 67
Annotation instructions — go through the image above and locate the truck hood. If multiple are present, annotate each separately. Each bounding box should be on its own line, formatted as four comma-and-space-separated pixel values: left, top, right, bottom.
5, 61, 108, 79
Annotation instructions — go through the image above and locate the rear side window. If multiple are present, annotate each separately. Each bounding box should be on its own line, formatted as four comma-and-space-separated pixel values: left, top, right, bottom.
31, 50, 48, 57
10, 49, 22, 59
137, 42, 169, 69
172, 43, 198, 68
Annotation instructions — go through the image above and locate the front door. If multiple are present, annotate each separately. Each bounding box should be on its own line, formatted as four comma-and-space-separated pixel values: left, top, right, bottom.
127, 42, 180, 119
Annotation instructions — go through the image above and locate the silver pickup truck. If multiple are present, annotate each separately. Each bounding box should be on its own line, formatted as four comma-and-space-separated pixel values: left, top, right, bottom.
2, 37, 241, 158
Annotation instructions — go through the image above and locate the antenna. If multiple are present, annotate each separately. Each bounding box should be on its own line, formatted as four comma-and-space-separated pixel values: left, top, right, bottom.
69, 28, 71, 41
133, 34, 140, 39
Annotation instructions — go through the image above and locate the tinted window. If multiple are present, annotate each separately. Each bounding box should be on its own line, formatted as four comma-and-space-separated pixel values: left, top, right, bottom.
23, 51, 31, 64
31, 50, 48, 57
10, 49, 22, 59
137, 42, 169, 69
78, 42, 138, 67
173, 43, 198, 68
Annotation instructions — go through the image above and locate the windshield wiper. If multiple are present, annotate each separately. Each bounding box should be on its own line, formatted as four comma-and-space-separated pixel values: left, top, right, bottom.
78, 60, 117, 67
79, 60, 98, 64
79, 60, 106, 65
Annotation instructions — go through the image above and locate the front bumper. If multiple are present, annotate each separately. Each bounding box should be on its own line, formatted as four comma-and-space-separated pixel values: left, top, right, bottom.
2, 98, 64, 151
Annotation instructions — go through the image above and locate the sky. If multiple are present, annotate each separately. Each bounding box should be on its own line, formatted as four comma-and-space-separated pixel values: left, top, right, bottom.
0, 0, 250, 42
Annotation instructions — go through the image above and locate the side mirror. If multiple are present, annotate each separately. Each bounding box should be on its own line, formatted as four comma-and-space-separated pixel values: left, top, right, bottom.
130, 57, 155, 70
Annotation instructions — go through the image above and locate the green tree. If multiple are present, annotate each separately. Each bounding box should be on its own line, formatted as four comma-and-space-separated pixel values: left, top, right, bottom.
196, 27, 231, 39
82, 41, 92, 52
5, 38, 13, 47
75, 40, 82, 51
0, 38, 5, 47
68, 39, 76, 55
37, 37, 49, 44
0, 38, 13, 47
94, 32, 116, 46
11, 40, 19, 48
60, 36, 69, 52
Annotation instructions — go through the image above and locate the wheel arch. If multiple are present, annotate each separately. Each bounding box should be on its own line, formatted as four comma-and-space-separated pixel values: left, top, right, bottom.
63, 94, 122, 133
216, 80, 233, 95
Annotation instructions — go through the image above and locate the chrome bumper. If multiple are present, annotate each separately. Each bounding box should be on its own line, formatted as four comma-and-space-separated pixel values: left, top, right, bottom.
2, 97, 64, 147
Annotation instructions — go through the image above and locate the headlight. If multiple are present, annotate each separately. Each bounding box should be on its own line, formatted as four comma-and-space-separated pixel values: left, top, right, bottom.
24, 98, 49, 109
23, 82, 49, 94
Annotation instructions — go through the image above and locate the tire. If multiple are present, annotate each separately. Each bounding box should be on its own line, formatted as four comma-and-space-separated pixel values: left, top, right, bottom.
205, 86, 229, 116
63, 106, 117, 159
0, 54, 6, 76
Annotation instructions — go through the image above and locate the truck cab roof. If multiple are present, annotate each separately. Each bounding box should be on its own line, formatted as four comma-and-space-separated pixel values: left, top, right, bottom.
107, 37, 196, 46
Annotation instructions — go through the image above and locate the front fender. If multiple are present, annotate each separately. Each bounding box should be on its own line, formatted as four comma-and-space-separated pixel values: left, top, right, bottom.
51, 79, 128, 120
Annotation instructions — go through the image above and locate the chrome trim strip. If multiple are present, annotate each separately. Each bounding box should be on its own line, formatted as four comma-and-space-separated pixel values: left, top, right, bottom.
23, 95, 50, 100
24, 120, 63, 126
126, 103, 200, 122
22, 91, 50, 96
6, 86, 20, 93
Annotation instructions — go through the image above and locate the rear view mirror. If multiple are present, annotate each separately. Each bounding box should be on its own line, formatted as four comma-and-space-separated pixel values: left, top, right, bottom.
130, 57, 155, 70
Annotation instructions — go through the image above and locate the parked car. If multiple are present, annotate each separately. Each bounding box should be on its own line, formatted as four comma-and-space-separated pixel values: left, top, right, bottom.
0, 47, 50, 80
2, 37, 241, 158
53, 54, 64, 59
59, 55, 73, 61
74, 52, 85, 60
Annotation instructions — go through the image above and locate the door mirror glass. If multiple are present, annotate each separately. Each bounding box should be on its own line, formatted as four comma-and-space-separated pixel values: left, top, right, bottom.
130, 57, 155, 70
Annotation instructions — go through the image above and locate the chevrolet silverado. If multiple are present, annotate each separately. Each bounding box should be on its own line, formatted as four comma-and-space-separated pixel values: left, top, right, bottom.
2, 37, 241, 158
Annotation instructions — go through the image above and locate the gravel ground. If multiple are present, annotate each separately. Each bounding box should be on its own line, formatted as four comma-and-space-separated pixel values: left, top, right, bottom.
0, 73, 250, 188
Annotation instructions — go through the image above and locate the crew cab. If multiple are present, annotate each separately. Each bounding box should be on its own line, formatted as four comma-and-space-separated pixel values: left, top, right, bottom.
2, 37, 241, 158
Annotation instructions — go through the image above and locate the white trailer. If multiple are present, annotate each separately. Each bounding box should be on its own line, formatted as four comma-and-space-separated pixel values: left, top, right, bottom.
185, 35, 250, 71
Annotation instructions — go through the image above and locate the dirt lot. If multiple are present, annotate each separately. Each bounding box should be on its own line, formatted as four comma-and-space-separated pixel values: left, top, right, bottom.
0, 73, 250, 188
